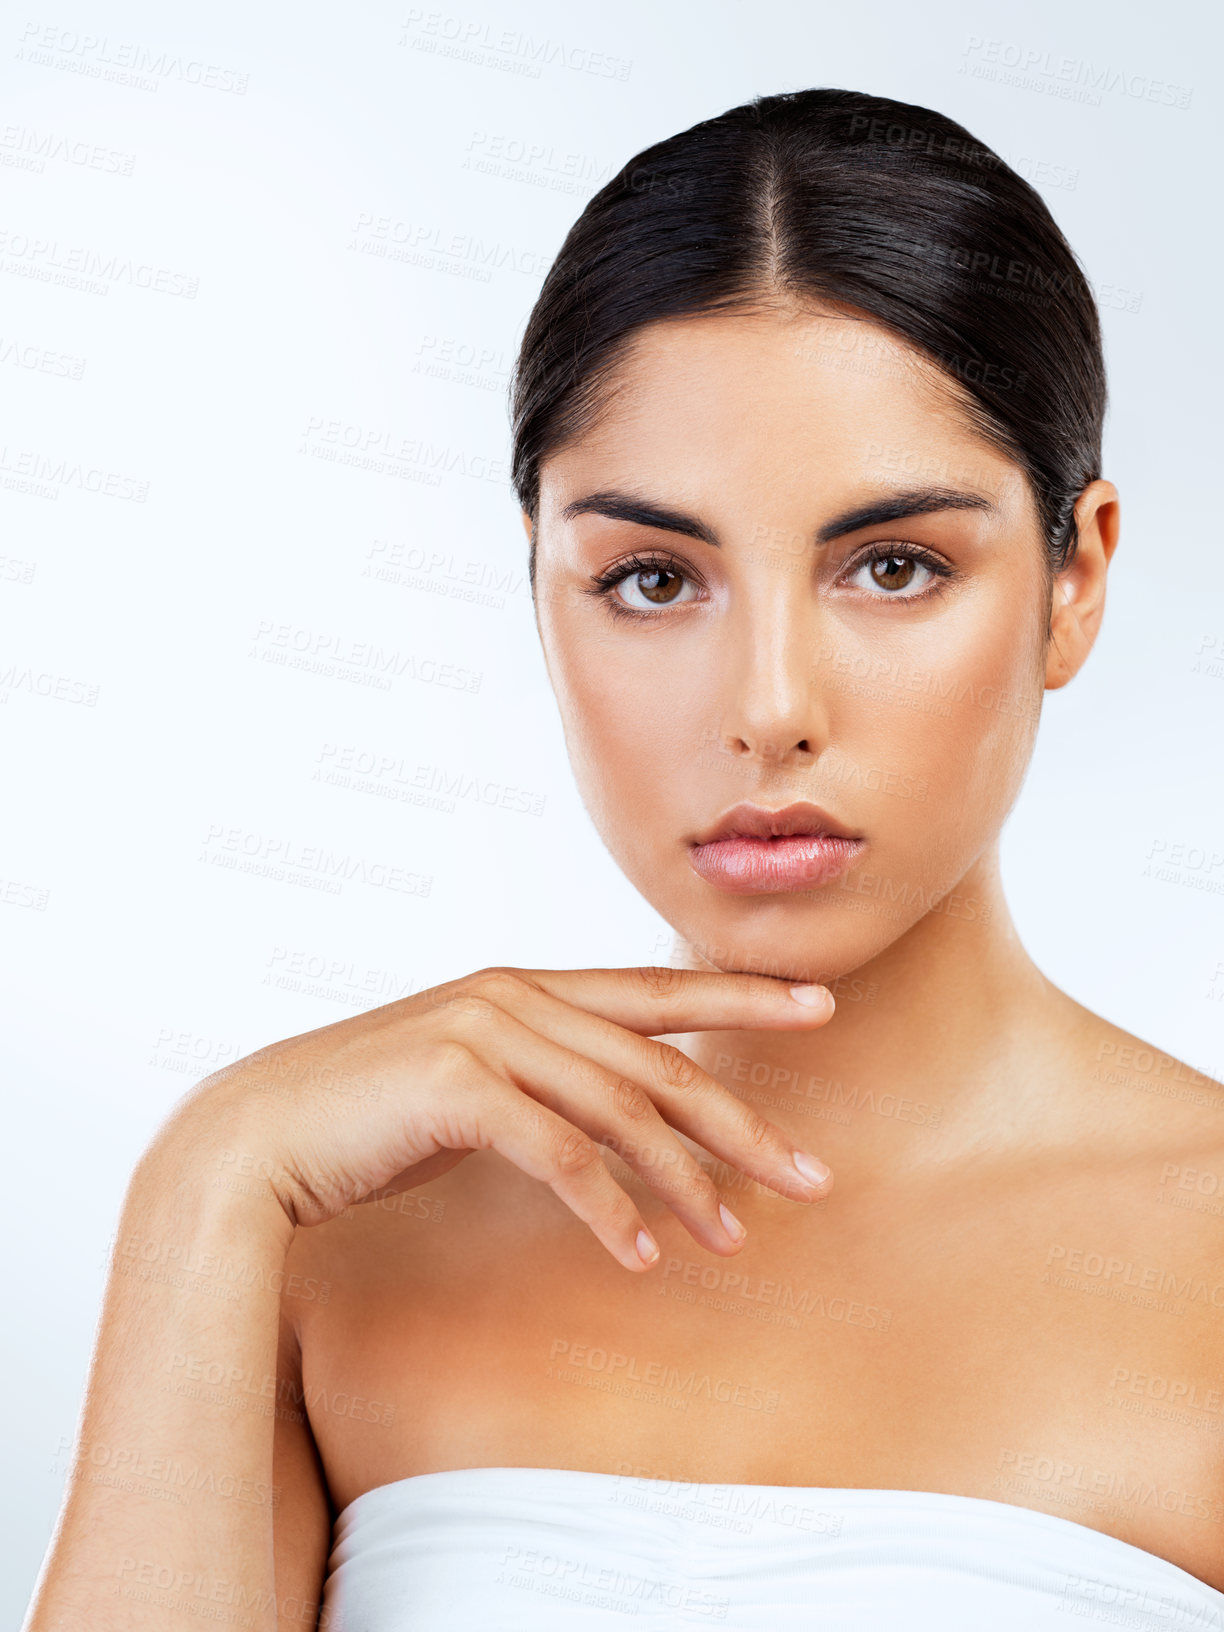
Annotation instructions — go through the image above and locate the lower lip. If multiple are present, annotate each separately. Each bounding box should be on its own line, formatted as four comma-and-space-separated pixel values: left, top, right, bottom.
688, 834, 864, 895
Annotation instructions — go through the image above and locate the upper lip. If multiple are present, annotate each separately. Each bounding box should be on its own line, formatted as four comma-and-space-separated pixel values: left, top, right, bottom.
691, 801, 861, 846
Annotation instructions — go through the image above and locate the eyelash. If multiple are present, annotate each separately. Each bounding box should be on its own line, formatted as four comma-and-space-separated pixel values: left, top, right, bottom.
584, 552, 701, 621
585, 545, 956, 620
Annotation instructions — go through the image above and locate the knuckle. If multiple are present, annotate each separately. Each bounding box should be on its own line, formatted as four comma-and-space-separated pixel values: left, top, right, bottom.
633, 965, 686, 1000
739, 1112, 776, 1155
609, 1076, 653, 1123
467, 967, 529, 1008
552, 1126, 602, 1178
447, 966, 525, 1018
429, 1037, 482, 1082
654, 1042, 704, 1095
460, 998, 501, 1028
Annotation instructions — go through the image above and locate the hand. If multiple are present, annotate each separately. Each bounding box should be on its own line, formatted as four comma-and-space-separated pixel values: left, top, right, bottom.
188, 965, 837, 1272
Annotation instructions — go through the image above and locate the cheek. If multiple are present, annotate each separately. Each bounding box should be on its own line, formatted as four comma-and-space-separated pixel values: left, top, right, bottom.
831, 591, 1044, 844
558, 654, 690, 780
543, 615, 710, 858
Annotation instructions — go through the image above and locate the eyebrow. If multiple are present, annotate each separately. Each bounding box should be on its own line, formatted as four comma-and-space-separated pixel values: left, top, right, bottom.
559, 485, 995, 547
560, 490, 719, 544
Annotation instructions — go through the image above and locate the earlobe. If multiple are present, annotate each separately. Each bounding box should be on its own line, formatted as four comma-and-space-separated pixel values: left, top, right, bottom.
1045, 479, 1120, 691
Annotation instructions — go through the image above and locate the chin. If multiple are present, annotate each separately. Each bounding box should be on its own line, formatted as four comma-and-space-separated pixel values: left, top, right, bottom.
653, 892, 918, 988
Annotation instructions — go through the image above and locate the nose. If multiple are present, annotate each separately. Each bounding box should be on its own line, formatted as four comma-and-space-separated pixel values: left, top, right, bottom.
711, 571, 831, 769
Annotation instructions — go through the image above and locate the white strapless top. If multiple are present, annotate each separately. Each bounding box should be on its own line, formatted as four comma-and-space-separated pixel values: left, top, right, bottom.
320, 1465, 1224, 1629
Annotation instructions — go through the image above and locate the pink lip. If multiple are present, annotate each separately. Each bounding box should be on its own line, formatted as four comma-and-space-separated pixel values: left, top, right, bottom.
688, 833, 864, 895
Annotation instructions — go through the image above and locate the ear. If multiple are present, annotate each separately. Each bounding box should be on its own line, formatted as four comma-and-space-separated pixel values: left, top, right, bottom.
520, 508, 533, 546
1045, 479, 1120, 690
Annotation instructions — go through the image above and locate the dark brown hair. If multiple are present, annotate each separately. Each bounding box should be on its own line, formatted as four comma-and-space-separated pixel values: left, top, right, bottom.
509, 87, 1106, 589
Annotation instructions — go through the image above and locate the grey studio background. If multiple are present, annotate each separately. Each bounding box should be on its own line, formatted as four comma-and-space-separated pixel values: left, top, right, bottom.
2, 0, 1221, 1617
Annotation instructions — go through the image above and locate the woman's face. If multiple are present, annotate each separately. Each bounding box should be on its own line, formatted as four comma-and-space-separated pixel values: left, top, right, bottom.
529, 304, 1057, 985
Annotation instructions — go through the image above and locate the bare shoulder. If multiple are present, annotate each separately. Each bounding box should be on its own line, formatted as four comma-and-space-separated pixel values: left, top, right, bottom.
1052, 995, 1224, 1251
1068, 996, 1224, 1145
1079, 1004, 1223, 1096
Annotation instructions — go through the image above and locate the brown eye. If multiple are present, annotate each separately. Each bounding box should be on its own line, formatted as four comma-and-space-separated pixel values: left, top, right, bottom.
593, 556, 701, 614
868, 554, 917, 591
845, 549, 944, 601
625, 566, 685, 605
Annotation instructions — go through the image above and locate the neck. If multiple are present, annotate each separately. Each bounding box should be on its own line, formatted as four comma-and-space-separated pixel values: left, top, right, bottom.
670, 847, 1064, 1178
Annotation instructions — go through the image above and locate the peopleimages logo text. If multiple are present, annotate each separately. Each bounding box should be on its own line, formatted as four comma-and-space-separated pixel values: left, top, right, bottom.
961, 36, 1191, 109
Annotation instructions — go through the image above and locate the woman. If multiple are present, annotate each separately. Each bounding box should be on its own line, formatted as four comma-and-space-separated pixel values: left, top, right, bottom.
25, 87, 1224, 1630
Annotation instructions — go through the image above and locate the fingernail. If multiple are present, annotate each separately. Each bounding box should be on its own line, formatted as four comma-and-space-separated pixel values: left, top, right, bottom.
789, 984, 832, 1010
718, 1201, 747, 1243
636, 1228, 660, 1264
792, 1150, 832, 1187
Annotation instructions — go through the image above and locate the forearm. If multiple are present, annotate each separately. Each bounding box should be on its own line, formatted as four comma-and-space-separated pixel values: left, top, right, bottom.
25, 1109, 297, 1632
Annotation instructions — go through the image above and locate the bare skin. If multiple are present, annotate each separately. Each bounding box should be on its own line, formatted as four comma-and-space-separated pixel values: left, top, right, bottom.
286, 309, 1224, 1592
25, 304, 1224, 1629
290, 1006, 1224, 1593
24, 968, 837, 1631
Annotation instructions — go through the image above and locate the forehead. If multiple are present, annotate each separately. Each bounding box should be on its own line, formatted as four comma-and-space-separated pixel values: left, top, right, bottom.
537, 305, 1025, 523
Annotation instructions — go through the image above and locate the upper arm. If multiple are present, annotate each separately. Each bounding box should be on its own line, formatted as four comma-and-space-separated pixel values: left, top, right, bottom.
272, 1302, 333, 1629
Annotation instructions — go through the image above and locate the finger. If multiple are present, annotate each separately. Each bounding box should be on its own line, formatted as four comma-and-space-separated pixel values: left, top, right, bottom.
462, 1005, 755, 1253
446, 1049, 665, 1273
453, 964, 836, 1038
465, 971, 831, 1206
